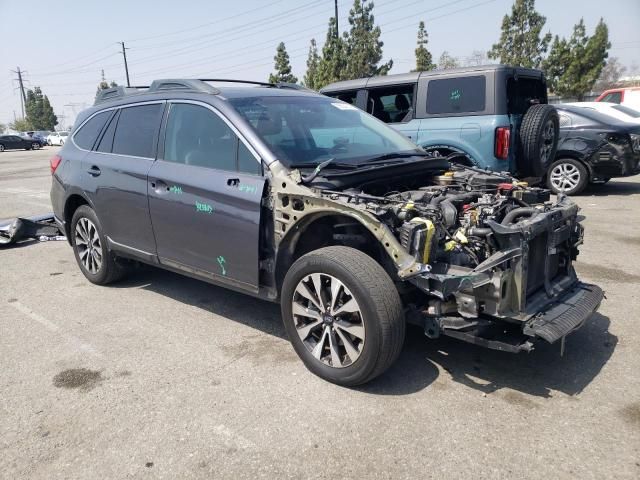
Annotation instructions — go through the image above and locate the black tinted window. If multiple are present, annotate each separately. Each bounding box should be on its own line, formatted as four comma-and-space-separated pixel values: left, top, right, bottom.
602, 92, 622, 104
427, 76, 486, 114
326, 90, 358, 105
164, 103, 237, 171
112, 104, 163, 158
73, 111, 110, 150
96, 111, 118, 153
366, 85, 414, 123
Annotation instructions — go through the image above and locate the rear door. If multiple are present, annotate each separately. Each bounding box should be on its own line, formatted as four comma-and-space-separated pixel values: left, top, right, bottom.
147, 101, 265, 291
81, 102, 164, 256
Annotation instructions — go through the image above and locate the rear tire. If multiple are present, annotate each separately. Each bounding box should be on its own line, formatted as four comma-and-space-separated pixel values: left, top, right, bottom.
547, 158, 588, 195
71, 205, 127, 285
519, 104, 559, 177
281, 246, 405, 386
0, 144, 4, 152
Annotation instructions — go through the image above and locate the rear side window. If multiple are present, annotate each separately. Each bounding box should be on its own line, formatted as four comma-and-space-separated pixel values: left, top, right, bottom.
96, 111, 119, 153
112, 104, 163, 158
73, 111, 110, 150
427, 76, 486, 114
601, 91, 622, 104
366, 85, 414, 123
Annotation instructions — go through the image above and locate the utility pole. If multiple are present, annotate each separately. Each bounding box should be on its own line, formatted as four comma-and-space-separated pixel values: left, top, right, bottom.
11, 67, 28, 118
334, 0, 339, 38
119, 41, 131, 87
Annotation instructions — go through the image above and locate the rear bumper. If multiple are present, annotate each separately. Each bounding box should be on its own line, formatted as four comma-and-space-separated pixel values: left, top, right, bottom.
523, 282, 604, 343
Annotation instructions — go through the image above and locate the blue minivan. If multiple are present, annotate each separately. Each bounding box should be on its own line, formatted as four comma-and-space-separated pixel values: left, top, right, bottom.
321, 65, 559, 179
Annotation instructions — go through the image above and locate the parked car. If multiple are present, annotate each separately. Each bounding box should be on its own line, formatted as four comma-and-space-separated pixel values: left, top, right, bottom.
50, 79, 602, 386
548, 105, 640, 195
320, 65, 559, 181
27, 133, 48, 147
48, 131, 69, 146
563, 101, 640, 125
596, 87, 640, 110
0, 134, 42, 152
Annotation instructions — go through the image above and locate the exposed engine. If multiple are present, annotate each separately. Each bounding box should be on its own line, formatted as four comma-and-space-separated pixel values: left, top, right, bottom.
324, 166, 552, 270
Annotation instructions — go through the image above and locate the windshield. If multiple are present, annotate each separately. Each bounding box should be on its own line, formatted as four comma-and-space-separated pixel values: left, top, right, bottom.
612, 105, 640, 118
228, 95, 422, 167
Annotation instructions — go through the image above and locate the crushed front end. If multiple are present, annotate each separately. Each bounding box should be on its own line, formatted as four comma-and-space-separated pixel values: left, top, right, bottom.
322, 165, 604, 353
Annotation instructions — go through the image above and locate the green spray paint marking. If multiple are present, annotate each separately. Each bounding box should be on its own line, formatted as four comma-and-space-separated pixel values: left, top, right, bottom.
169, 185, 183, 194
195, 201, 214, 214
450, 89, 462, 101
238, 184, 258, 195
217, 256, 226, 275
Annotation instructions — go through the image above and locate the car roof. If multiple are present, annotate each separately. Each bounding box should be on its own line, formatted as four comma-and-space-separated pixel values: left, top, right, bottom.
555, 104, 632, 127
320, 64, 544, 92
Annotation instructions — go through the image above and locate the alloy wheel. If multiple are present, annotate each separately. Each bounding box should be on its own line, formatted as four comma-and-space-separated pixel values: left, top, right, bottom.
550, 162, 581, 192
75, 217, 103, 274
540, 119, 555, 165
291, 273, 365, 368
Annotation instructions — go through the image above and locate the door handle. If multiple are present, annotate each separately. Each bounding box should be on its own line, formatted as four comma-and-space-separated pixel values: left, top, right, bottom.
150, 180, 169, 193
227, 178, 240, 187
87, 165, 101, 177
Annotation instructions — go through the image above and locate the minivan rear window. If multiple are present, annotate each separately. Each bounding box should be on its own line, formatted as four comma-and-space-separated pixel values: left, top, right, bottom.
426, 76, 486, 115
112, 104, 163, 158
73, 111, 111, 150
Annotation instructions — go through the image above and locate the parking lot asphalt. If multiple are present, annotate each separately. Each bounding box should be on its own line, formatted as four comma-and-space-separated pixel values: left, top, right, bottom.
1, 147, 639, 479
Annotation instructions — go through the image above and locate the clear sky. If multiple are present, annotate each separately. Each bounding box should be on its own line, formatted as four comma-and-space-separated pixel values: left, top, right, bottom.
1, 0, 638, 128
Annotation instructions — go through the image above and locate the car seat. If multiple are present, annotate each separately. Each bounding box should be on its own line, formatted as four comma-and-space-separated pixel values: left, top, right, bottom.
394, 95, 410, 123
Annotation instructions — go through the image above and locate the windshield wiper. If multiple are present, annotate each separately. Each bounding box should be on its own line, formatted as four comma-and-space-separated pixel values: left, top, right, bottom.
294, 158, 358, 184
363, 151, 430, 163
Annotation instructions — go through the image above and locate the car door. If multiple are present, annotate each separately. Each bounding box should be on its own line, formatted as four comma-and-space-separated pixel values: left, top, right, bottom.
147, 101, 265, 292
82, 102, 164, 257
10, 136, 24, 149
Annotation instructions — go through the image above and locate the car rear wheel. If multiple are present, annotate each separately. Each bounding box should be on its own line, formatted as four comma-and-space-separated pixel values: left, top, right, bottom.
547, 158, 588, 195
0, 144, 4, 152
32, 142, 40, 150
71, 205, 127, 285
281, 246, 405, 386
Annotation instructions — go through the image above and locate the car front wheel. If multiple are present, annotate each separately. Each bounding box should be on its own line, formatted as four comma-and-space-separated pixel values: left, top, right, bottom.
547, 158, 588, 195
281, 246, 405, 386
0, 144, 4, 152
71, 205, 127, 285
32, 142, 40, 150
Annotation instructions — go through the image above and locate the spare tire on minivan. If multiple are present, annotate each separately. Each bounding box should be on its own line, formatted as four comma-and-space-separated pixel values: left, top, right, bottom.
517, 104, 559, 177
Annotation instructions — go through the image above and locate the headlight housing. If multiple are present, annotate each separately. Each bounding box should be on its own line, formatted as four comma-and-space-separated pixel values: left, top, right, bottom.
631, 134, 640, 153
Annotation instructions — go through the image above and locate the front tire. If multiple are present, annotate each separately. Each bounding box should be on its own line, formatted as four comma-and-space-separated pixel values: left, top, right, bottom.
281, 246, 405, 386
0, 144, 4, 152
547, 158, 588, 195
71, 205, 127, 285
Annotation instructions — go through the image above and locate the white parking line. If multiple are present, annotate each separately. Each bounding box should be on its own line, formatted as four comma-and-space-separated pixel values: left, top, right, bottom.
7, 300, 102, 358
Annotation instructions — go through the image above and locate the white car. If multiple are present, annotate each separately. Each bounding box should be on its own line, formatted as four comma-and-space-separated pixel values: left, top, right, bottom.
47, 131, 69, 146
563, 102, 640, 125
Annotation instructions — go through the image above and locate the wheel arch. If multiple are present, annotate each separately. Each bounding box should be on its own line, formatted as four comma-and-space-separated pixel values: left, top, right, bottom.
63, 192, 93, 241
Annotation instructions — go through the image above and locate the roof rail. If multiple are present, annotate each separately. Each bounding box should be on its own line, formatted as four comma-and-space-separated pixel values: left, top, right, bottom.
94, 86, 148, 105
199, 78, 275, 87
148, 79, 220, 94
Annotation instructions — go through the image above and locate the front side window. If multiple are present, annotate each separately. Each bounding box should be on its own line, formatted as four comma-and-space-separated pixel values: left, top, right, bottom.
112, 104, 163, 158
229, 95, 420, 168
427, 76, 486, 115
73, 111, 111, 150
164, 103, 259, 173
366, 85, 414, 123
601, 92, 622, 104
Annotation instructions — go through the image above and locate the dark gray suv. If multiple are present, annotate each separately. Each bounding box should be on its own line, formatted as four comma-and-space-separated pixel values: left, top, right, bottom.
51, 79, 603, 386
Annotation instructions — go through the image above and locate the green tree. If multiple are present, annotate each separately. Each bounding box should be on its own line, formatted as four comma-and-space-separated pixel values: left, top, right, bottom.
25, 87, 58, 130
543, 18, 610, 100
303, 38, 321, 90
488, 0, 551, 69
0, 122, 6, 133
437, 51, 459, 70
343, 0, 392, 79
316, 16, 347, 88
9, 118, 32, 132
413, 21, 435, 72
96, 70, 118, 97
268, 42, 298, 84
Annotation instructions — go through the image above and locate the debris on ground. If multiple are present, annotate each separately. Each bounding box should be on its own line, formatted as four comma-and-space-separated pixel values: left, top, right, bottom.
0, 213, 66, 247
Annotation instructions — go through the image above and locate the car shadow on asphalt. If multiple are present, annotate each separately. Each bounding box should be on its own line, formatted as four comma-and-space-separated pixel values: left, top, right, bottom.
115, 267, 617, 398
582, 180, 640, 197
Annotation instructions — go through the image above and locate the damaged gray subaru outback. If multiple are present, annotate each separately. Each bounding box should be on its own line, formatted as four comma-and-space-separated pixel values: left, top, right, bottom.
51, 79, 604, 386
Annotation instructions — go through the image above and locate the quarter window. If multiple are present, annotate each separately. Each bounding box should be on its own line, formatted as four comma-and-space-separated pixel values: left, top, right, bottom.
96, 110, 119, 153
73, 111, 111, 150
112, 104, 163, 158
426, 76, 486, 115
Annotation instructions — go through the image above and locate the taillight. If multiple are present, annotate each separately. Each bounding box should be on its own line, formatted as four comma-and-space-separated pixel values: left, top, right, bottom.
50, 155, 62, 175
495, 126, 510, 160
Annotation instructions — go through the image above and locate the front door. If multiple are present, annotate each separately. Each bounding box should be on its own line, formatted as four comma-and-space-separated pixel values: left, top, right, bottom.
147, 102, 265, 292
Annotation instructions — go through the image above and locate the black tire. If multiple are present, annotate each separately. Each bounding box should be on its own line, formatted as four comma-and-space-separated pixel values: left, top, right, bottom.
32, 142, 40, 150
518, 104, 559, 177
281, 246, 405, 386
546, 158, 589, 195
70, 205, 127, 285
0, 144, 4, 152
